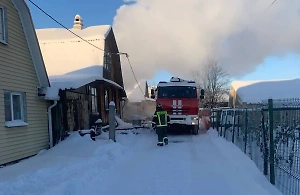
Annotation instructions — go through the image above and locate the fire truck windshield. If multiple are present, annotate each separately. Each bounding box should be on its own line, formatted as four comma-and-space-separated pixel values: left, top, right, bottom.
157, 86, 197, 98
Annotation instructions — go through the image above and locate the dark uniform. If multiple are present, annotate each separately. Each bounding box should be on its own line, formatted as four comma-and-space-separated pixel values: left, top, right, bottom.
152, 103, 170, 146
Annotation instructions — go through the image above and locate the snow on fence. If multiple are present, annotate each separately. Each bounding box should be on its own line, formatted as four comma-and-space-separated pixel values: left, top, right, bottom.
211, 98, 300, 195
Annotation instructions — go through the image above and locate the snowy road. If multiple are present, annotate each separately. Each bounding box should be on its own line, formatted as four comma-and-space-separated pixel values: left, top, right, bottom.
89, 132, 280, 195
0, 129, 282, 195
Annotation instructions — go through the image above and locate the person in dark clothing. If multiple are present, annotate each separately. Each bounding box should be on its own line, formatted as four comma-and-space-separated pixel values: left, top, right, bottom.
152, 103, 170, 146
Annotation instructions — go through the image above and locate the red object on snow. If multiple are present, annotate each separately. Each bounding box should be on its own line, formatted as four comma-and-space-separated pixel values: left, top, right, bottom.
204, 120, 210, 130
200, 109, 211, 132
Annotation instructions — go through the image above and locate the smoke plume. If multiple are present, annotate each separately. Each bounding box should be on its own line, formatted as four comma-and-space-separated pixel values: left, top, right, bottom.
112, 0, 300, 98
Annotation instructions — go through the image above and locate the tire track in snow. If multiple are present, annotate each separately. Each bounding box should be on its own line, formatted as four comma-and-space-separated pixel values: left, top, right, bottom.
190, 132, 274, 195
187, 133, 230, 194
191, 133, 249, 194
89, 134, 196, 195
86, 131, 162, 194
187, 135, 204, 194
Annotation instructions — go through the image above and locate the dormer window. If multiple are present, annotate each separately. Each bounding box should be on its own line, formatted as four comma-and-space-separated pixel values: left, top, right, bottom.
103, 53, 111, 71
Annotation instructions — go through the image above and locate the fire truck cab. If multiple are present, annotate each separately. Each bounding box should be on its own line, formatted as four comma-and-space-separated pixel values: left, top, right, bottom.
151, 77, 204, 135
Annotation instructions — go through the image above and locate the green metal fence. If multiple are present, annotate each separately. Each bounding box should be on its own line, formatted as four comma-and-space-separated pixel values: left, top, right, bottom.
211, 99, 300, 195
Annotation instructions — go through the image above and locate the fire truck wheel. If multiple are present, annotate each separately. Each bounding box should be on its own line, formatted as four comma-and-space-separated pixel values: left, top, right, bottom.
192, 126, 199, 135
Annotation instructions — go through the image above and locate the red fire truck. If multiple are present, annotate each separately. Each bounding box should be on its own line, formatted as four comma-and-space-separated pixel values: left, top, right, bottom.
151, 77, 204, 134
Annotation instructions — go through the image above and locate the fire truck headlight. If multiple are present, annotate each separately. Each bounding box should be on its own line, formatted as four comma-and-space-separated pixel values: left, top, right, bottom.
191, 116, 199, 121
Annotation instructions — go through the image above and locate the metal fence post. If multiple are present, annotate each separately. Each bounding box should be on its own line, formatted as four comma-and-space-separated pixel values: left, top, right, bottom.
268, 99, 275, 185
232, 110, 236, 143
237, 111, 240, 138
224, 111, 228, 138
109, 101, 116, 142
244, 108, 248, 154
219, 110, 223, 136
216, 110, 220, 134
211, 110, 215, 129
261, 110, 269, 176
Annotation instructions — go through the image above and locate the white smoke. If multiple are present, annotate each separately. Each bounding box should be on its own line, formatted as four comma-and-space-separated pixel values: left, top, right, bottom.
126, 79, 147, 102
112, 0, 300, 99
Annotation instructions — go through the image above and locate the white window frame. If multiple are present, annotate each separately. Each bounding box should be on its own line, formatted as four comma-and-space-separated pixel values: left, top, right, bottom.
0, 6, 7, 44
4, 90, 28, 128
91, 87, 98, 113
103, 53, 111, 71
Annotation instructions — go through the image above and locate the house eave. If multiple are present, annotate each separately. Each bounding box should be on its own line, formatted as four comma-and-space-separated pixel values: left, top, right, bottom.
104, 26, 112, 39
11, 0, 50, 88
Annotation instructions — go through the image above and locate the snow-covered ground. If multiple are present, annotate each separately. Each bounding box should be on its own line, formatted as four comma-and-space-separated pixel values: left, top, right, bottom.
0, 128, 282, 195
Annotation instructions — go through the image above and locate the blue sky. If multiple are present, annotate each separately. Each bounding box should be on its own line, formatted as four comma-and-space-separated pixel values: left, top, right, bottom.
240, 53, 300, 80
26, 0, 300, 85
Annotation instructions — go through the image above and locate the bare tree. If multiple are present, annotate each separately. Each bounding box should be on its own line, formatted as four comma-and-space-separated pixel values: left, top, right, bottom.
192, 58, 230, 108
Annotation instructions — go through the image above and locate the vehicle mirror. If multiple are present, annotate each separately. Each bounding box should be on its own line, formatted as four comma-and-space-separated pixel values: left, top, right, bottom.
200, 89, 204, 99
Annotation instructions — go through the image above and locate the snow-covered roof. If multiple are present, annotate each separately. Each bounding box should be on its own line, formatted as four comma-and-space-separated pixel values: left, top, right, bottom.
231, 78, 300, 103
36, 23, 111, 76
36, 25, 111, 41
231, 80, 266, 91
45, 66, 123, 100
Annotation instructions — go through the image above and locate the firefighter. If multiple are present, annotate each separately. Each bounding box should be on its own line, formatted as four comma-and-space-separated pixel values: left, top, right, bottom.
152, 103, 170, 146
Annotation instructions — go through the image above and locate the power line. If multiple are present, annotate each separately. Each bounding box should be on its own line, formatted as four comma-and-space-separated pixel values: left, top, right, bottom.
28, 0, 145, 97
125, 56, 145, 96
28, 0, 107, 53
266, 0, 277, 11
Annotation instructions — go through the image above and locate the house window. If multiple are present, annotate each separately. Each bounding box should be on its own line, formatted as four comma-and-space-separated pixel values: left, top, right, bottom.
4, 90, 27, 127
103, 53, 111, 71
105, 88, 109, 110
91, 87, 98, 113
0, 7, 7, 44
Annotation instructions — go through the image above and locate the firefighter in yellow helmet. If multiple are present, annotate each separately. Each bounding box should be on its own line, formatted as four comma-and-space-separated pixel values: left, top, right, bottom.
152, 103, 170, 146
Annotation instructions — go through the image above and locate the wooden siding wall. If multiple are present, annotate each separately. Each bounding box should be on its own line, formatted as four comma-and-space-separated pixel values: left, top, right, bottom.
98, 84, 121, 125
65, 91, 89, 131
53, 83, 122, 136
50, 85, 123, 146
0, 1, 49, 165
105, 30, 124, 89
